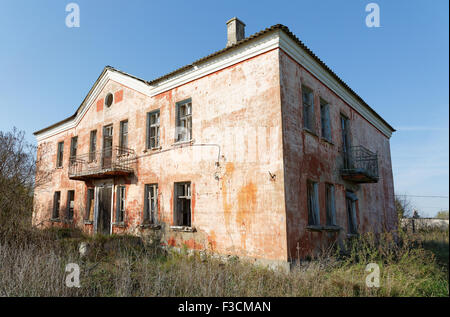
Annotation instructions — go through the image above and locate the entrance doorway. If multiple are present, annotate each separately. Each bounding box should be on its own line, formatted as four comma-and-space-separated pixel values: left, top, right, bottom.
96, 184, 112, 235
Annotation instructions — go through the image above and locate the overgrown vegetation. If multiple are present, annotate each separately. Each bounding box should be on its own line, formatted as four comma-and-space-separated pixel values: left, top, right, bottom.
0, 128, 448, 297
0, 225, 448, 297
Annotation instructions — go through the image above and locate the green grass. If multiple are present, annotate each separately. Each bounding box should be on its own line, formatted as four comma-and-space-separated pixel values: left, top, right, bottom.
0, 227, 448, 297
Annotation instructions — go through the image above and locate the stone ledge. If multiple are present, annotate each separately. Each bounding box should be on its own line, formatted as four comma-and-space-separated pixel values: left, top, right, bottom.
170, 226, 196, 233
140, 223, 161, 230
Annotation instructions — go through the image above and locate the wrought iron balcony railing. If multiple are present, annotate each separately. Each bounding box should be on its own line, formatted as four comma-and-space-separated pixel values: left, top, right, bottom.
68, 146, 136, 180
340, 145, 379, 183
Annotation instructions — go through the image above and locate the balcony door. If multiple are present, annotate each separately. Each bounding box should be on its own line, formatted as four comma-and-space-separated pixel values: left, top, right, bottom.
102, 125, 113, 169
341, 115, 351, 169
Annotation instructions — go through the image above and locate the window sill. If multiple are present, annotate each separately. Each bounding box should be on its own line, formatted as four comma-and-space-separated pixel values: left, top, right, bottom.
303, 128, 318, 138
63, 219, 73, 224
170, 226, 196, 232
84, 220, 93, 225
321, 138, 334, 146
171, 139, 195, 147
140, 223, 161, 230
323, 225, 342, 232
112, 222, 126, 228
306, 225, 324, 232
347, 233, 359, 238
306, 225, 342, 232
50, 218, 61, 223
143, 146, 162, 153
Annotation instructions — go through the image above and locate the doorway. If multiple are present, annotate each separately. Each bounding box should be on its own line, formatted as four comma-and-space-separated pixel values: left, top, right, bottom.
96, 184, 112, 235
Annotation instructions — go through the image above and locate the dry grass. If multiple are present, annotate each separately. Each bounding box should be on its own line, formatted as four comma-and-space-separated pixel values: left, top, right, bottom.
0, 227, 448, 297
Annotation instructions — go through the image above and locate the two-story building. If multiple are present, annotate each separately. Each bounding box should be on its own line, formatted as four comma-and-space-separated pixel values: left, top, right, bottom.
33, 18, 397, 268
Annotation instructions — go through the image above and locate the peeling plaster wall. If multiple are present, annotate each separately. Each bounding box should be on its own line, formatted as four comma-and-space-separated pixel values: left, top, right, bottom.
279, 49, 396, 260
33, 49, 289, 263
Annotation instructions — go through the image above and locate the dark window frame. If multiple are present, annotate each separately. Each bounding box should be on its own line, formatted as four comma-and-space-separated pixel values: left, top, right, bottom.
66, 190, 75, 220
325, 183, 336, 226
320, 99, 332, 142
85, 188, 95, 221
119, 120, 128, 150
146, 110, 160, 149
89, 130, 97, 162
302, 86, 315, 132
307, 180, 320, 226
52, 191, 61, 219
144, 184, 158, 224
346, 190, 358, 234
56, 141, 64, 168
69, 136, 78, 166
115, 185, 126, 223
174, 182, 192, 227
175, 99, 192, 142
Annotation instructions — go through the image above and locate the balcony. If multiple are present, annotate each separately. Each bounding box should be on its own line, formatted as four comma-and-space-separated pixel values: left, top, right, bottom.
68, 146, 136, 181
340, 146, 379, 183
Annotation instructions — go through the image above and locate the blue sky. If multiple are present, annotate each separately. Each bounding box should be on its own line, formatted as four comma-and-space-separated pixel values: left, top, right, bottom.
0, 0, 448, 216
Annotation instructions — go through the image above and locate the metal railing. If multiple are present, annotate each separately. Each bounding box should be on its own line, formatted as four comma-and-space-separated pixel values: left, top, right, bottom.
68, 146, 136, 179
341, 145, 379, 182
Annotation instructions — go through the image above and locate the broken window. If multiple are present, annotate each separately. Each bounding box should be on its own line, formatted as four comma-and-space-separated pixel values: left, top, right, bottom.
176, 99, 192, 142
346, 191, 358, 234
174, 182, 191, 227
89, 130, 97, 162
320, 99, 332, 141
147, 110, 160, 149
307, 180, 320, 226
302, 86, 315, 132
116, 185, 126, 223
56, 141, 64, 168
325, 183, 336, 226
69, 136, 78, 166
119, 120, 128, 151
67, 190, 75, 220
86, 188, 95, 221
144, 184, 158, 224
52, 191, 61, 219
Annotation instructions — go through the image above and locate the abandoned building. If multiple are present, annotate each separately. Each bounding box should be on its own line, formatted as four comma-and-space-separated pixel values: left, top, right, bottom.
32, 18, 397, 268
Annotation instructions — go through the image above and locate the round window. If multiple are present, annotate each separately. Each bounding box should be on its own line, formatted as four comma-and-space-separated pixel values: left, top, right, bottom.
105, 93, 114, 107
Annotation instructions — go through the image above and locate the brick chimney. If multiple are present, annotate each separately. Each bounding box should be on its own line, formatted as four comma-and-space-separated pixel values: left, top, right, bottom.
226, 17, 246, 47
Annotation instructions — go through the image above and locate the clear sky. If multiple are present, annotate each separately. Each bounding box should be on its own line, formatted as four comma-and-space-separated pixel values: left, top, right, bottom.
0, 0, 448, 216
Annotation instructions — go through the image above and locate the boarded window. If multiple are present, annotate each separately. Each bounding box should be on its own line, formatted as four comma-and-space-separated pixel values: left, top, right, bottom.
52, 191, 61, 219
89, 130, 97, 162
320, 99, 331, 141
86, 188, 95, 221
302, 86, 315, 132
119, 120, 128, 150
56, 141, 64, 168
325, 183, 336, 226
67, 190, 75, 220
70, 136, 78, 166
346, 191, 358, 234
116, 185, 126, 223
307, 180, 320, 226
144, 184, 158, 224
147, 110, 160, 149
174, 182, 191, 227
176, 99, 192, 142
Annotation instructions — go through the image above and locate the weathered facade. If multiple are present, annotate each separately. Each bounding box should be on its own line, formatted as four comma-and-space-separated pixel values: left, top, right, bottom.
33, 19, 396, 268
